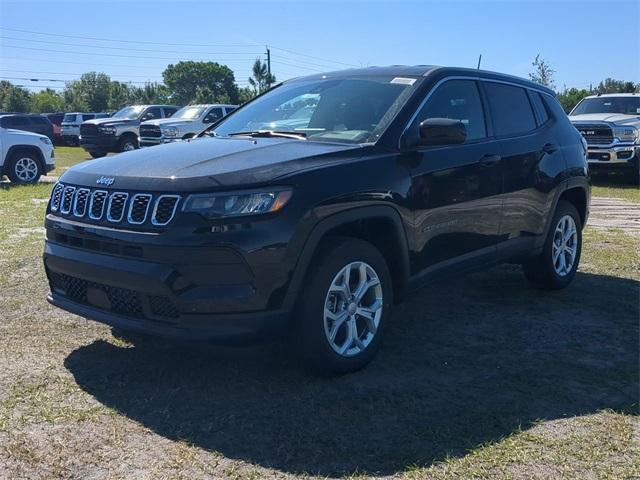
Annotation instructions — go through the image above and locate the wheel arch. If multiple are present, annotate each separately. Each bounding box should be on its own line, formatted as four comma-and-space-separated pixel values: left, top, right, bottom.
5, 144, 46, 172
282, 205, 411, 310
558, 185, 588, 228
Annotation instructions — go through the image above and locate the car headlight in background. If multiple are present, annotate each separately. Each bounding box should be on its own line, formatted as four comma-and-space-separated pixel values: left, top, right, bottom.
613, 126, 639, 143
39, 137, 52, 145
183, 188, 293, 219
163, 127, 178, 137
98, 126, 116, 135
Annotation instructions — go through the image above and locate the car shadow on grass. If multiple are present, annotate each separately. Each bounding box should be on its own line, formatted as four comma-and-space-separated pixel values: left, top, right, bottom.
64, 266, 639, 476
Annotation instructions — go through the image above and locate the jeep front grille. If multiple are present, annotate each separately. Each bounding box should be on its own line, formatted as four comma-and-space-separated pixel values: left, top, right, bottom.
49, 183, 181, 228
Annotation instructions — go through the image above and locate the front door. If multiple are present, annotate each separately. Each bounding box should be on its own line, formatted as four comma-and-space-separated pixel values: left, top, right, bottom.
405, 79, 504, 276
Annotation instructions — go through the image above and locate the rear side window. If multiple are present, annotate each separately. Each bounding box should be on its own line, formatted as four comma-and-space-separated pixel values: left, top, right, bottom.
529, 92, 550, 125
484, 82, 536, 136
31, 116, 49, 125
7, 116, 30, 126
417, 80, 487, 140
204, 107, 224, 123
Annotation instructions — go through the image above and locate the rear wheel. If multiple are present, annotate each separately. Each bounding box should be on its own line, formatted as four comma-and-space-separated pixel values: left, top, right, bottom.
523, 200, 582, 289
7, 151, 42, 184
292, 237, 393, 374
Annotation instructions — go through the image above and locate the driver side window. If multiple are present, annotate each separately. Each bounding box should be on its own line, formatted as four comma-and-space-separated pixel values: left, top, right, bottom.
416, 80, 487, 141
141, 108, 161, 121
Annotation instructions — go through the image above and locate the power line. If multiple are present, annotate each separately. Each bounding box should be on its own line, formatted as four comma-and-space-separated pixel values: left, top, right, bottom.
0, 68, 163, 79
0, 44, 259, 61
0, 26, 359, 69
270, 59, 324, 73
0, 36, 264, 56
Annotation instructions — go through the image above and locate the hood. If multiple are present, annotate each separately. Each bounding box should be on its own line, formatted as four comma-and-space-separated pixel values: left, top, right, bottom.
569, 113, 640, 126
84, 117, 139, 126
60, 136, 361, 191
2, 127, 48, 141
141, 118, 193, 127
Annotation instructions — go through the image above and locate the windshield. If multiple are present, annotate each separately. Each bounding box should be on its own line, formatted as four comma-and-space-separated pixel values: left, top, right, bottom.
62, 114, 76, 123
112, 106, 145, 120
572, 97, 640, 116
172, 106, 207, 120
214, 76, 420, 144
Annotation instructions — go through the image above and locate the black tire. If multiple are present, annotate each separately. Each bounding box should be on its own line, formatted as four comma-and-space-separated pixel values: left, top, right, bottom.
291, 237, 393, 374
523, 200, 582, 289
87, 151, 106, 159
6, 150, 42, 184
118, 135, 138, 152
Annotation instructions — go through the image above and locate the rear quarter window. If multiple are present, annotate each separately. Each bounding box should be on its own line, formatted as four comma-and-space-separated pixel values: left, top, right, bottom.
529, 91, 550, 125
484, 82, 537, 136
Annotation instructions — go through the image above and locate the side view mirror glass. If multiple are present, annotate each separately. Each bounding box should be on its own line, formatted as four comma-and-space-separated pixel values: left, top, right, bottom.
419, 118, 467, 146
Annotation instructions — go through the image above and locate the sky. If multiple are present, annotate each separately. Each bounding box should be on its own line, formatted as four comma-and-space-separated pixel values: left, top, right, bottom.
0, 0, 638, 94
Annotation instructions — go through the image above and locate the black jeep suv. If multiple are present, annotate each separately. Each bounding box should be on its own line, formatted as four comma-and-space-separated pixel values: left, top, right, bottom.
44, 66, 589, 373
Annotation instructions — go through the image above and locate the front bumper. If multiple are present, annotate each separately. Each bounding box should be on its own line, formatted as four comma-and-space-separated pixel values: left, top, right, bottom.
43, 238, 289, 341
586, 144, 639, 165
80, 135, 118, 152
139, 136, 181, 148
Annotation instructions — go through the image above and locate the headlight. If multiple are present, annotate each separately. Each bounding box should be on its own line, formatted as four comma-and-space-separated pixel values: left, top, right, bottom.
163, 127, 178, 137
39, 137, 52, 145
183, 188, 293, 219
613, 126, 638, 142
99, 126, 116, 135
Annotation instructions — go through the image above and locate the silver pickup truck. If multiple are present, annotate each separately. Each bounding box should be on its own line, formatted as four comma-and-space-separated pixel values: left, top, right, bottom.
569, 93, 639, 176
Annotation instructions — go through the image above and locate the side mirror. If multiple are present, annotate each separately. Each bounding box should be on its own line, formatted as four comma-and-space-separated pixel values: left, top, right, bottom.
419, 118, 467, 146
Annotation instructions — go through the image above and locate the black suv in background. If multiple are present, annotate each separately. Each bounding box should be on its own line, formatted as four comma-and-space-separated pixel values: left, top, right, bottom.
80, 105, 179, 157
0, 113, 54, 141
44, 66, 589, 373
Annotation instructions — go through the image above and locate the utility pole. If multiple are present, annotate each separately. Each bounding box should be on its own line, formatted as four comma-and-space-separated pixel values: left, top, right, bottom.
265, 46, 271, 77
477, 54, 482, 70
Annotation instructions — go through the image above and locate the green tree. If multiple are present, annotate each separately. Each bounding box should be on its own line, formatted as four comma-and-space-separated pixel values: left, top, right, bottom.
63, 72, 112, 111
528, 54, 555, 89
238, 86, 256, 104
248, 58, 276, 94
163, 61, 238, 105
556, 87, 590, 113
594, 78, 638, 94
130, 82, 170, 105
108, 81, 133, 111
0, 81, 31, 112
30, 88, 65, 112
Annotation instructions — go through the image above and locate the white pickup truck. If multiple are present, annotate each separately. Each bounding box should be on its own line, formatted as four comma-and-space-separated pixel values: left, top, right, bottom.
0, 126, 55, 184
569, 93, 639, 176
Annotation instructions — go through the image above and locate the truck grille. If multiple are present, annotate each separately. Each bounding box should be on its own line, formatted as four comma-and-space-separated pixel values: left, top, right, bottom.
80, 123, 98, 138
139, 124, 162, 138
573, 123, 613, 145
50, 183, 181, 228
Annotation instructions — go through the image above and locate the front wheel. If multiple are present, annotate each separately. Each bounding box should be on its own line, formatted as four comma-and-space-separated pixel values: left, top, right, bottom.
292, 237, 393, 374
118, 136, 138, 152
7, 151, 42, 184
523, 200, 582, 289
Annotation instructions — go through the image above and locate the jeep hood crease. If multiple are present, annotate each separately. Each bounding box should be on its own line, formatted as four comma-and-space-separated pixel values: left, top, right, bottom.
60, 136, 361, 191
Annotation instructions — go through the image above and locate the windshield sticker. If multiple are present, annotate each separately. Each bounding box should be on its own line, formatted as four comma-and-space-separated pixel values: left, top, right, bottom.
391, 77, 416, 86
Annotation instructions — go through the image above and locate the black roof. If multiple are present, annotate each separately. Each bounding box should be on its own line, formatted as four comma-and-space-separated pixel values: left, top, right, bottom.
288, 65, 555, 95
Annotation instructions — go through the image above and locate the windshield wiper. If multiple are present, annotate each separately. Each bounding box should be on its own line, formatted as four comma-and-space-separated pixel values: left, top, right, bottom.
227, 130, 307, 140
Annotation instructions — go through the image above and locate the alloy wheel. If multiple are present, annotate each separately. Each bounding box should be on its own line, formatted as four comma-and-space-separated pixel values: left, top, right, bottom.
14, 157, 39, 182
323, 261, 383, 357
552, 215, 578, 276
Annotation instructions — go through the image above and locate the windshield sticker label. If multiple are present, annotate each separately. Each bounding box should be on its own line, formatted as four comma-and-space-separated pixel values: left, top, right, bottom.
391, 77, 416, 86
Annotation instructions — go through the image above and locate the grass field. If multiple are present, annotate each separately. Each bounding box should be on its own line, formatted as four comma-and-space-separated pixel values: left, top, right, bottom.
0, 150, 638, 479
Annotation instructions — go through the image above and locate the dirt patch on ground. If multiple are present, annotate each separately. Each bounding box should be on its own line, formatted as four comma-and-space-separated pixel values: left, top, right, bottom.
589, 196, 640, 236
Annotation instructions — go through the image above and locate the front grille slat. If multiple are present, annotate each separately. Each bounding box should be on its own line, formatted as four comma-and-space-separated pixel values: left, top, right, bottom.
574, 123, 613, 145
49, 183, 180, 228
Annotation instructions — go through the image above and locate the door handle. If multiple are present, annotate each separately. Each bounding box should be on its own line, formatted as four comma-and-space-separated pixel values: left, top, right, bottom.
479, 154, 501, 167
542, 143, 559, 154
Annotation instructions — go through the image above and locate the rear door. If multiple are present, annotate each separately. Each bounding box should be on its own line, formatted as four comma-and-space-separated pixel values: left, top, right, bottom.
482, 81, 565, 256
406, 79, 504, 275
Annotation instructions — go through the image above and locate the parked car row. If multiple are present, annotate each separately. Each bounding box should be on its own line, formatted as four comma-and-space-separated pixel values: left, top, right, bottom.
61, 112, 110, 145
79, 103, 237, 157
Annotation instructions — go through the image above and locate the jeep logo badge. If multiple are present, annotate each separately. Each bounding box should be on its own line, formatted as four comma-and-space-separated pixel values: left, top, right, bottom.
96, 176, 115, 186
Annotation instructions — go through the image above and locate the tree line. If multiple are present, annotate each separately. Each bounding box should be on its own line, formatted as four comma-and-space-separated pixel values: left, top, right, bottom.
528, 54, 639, 112
0, 58, 275, 113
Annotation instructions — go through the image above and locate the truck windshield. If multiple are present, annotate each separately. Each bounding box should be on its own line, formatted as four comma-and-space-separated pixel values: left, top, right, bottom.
112, 106, 145, 120
214, 76, 420, 144
172, 106, 207, 120
62, 114, 77, 123
572, 97, 640, 116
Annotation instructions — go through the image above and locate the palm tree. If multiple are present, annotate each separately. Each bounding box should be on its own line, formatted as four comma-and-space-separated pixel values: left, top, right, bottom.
248, 58, 276, 94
